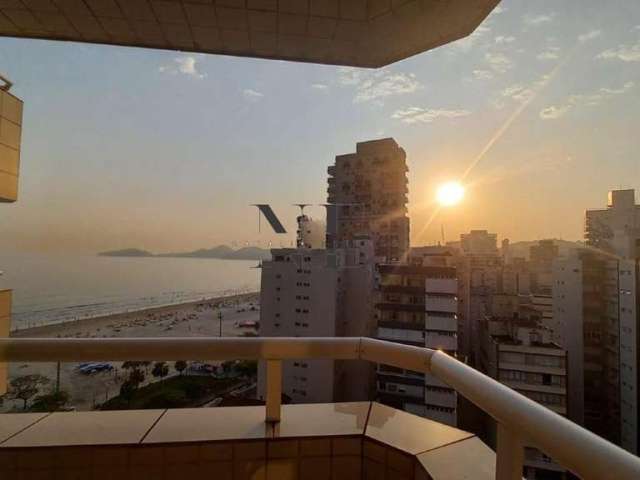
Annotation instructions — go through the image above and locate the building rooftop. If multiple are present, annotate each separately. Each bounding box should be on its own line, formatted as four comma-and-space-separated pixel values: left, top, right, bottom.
0, 1, 499, 68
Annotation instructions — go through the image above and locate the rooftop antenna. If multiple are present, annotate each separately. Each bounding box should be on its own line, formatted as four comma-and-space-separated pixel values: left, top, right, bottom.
294, 204, 311, 215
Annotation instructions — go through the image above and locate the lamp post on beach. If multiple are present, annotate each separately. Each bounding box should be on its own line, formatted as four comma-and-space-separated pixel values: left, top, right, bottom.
218, 310, 223, 337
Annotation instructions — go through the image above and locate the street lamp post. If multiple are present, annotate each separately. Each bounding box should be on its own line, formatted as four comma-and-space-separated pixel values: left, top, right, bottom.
218, 310, 223, 337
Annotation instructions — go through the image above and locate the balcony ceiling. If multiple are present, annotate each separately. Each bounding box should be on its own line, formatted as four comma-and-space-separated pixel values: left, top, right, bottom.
0, 0, 500, 67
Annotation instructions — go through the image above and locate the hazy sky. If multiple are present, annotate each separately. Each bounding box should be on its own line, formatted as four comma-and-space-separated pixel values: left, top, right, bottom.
1, 0, 639, 254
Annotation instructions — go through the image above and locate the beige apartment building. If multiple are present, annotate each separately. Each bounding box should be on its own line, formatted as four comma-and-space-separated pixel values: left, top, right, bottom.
0, 85, 22, 203
326, 138, 410, 262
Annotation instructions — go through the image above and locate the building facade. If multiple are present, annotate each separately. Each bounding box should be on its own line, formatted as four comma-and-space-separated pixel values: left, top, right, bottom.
326, 138, 410, 262
530, 240, 560, 295
553, 246, 639, 454
585, 189, 640, 259
375, 260, 459, 426
480, 313, 568, 479
457, 230, 502, 366
257, 237, 376, 404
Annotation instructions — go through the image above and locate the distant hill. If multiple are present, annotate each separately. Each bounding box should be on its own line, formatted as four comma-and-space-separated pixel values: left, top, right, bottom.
99, 248, 153, 257
506, 239, 583, 259
99, 245, 271, 261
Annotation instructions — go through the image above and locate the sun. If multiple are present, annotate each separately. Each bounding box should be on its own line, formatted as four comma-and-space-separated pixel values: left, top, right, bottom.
436, 182, 465, 206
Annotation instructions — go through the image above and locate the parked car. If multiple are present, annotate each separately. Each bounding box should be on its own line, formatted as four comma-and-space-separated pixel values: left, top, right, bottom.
78, 362, 113, 374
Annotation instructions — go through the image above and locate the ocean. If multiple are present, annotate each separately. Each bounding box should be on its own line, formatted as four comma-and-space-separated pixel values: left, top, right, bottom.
0, 253, 261, 330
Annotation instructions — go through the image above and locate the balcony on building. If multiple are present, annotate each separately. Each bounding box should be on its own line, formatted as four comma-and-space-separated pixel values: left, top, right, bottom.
1, 336, 639, 480
1, 400, 498, 480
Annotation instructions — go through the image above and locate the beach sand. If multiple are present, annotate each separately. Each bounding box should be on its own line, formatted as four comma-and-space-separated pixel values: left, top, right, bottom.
4, 292, 261, 412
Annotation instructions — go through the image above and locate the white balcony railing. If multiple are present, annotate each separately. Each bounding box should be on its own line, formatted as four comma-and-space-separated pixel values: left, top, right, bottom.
1, 336, 639, 480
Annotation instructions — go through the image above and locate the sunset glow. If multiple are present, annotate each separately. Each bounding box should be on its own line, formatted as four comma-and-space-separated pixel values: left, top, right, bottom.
436, 182, 465, 207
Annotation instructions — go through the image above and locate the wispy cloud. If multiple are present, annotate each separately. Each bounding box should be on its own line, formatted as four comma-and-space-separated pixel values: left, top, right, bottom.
537, 46, 560, 61
538, 105, 572, 120
473, 69, 494, 80
338, 68, 421, 104
540, 81, 635, 119
597, 42, 640, 62
485, 51, 513, 73
311, 83, 329, 90
578, 30, 601, 43
523, 13, 555, 27
495, 35, 515, 44
159, 55, 206, 78
391, 107, 471, 124
500, 75, 552, 104
243, 88, 264, 101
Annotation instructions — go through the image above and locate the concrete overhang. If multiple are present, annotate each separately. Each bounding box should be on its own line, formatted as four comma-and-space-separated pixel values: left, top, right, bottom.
0, 0, 500, 68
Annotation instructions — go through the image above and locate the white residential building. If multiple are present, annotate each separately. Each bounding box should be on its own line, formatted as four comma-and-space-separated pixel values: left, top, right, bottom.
257, 236, 375, 404
375, 254, 459, 426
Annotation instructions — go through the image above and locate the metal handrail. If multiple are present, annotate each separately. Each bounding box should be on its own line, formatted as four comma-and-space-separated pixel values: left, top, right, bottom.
1, 336, 639, 480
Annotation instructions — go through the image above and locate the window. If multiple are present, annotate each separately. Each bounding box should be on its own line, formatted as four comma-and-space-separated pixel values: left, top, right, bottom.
542, 374, 552, 386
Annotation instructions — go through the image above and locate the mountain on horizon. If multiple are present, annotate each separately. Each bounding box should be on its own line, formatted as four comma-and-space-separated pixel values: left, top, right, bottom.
99, 245, 271, 261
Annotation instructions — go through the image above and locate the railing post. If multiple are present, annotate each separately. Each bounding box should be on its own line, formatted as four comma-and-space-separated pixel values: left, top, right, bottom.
265, 359, 281, 423
496, 423, 524, 480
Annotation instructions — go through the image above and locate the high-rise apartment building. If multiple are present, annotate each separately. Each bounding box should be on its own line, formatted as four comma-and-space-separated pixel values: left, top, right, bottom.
326, 138, 409, 262
586, 189, 640, 259
582, 189, 639, 453
457, 230, 501, 365
479, 312, 568, 480
375, 256, 459, 426
554, 190, 640, 454
257, 225, 376, 404
461, 230, 498, 256
553, 250, 623, 447
530, 240, 560, 295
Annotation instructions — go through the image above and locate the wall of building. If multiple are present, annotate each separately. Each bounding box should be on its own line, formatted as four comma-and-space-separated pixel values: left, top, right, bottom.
0, 89, 22, 203
375, 263, 458, 426
619, 259, 639, 454
258, 249, 340, 404
553, 255, 585, 426
326, 138, 410, 262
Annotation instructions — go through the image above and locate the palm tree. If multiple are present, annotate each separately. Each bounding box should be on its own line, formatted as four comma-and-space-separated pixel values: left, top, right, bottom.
174, 360, 187, 376
152, 362, 169, 381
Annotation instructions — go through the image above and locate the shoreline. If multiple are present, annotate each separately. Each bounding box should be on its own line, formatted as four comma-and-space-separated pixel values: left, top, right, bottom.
4, 291, 262, 411
11, 291, 259, 338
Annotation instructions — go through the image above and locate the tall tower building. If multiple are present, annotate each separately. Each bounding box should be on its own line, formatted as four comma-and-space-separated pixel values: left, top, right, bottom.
553, 189, 640, 454
375, 249, 459, 426
456, 230, 501, 365
586, 189, 640, 259
257, 211, 376, 404
326, 138, 410, 262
